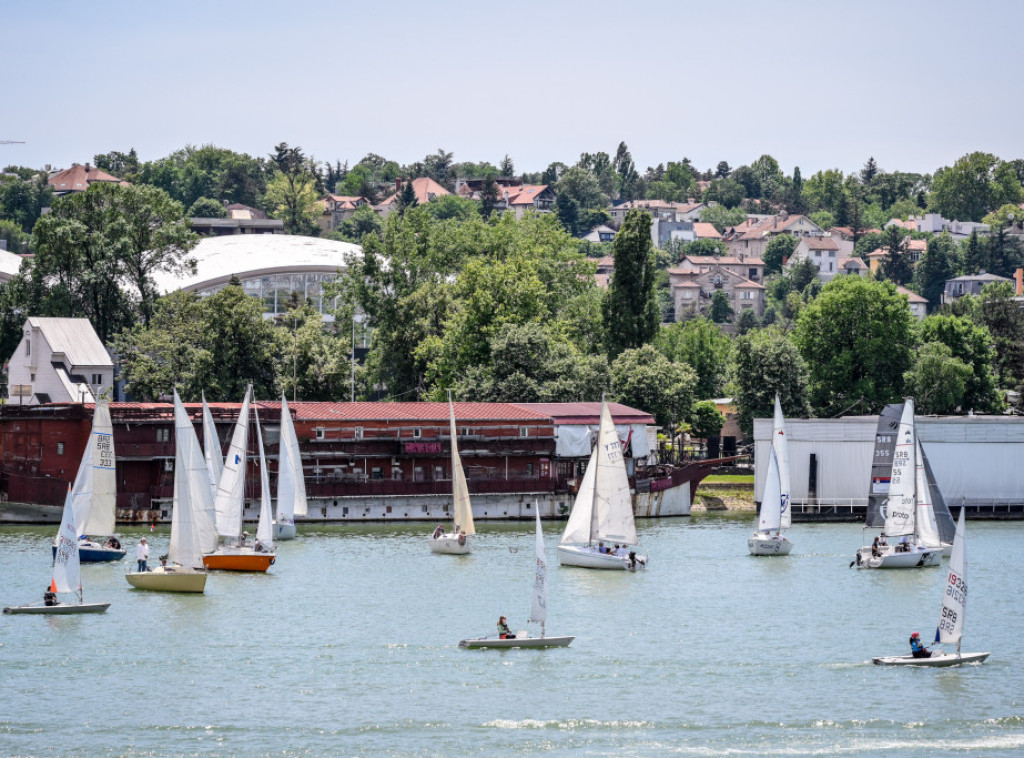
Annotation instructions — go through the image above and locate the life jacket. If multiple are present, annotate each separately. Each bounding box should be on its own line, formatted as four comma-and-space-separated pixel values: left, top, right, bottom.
910, 637, 924, 653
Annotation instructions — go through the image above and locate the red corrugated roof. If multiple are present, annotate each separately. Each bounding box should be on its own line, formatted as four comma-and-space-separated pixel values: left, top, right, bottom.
513, 402, 655, 425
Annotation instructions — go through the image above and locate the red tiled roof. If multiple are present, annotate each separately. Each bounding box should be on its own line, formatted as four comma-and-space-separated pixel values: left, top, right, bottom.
379, 177, 451, 207
681, 255, 765, 266
801, 236, 840, 251
693, 222, 722, 240
506, 184, 549, 205
48, 163, 127, 192
514, 402, 655, 425
897, 286, 927, 303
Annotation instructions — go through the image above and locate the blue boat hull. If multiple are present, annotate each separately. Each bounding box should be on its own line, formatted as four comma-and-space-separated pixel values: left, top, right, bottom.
51, 544, 126, 563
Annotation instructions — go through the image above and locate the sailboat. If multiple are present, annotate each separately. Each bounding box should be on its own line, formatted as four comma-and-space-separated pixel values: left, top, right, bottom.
854, 398, 942, 569
429, 395, 476, 554
6, 487, 110, 614
51, 399, 123, 562
202, 386, 275, 572
126, 391, 216, 592
460, 508, 574, 648
748, 394, 793, 556
252, 404, 276, 553
557, 399, 646, 570
202, 393, 224, 502
873, 509, 990, 666
273, 396, 306, 540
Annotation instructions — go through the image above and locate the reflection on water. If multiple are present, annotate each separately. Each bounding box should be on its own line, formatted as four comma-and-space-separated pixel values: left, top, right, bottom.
1, 514, 1021, 756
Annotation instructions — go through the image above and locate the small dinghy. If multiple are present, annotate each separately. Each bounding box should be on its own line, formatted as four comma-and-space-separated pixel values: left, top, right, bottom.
748, 394, 793, 556
5, 487, 110, 615
460, 509, 574, 649
873, 509, 989, 667
429, 393, 476, 554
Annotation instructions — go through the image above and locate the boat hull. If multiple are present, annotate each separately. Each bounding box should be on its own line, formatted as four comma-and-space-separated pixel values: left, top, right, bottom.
459, 635, 574, 649
748, 534, 793, 556
273, 521, 296, 540
429, 534, 471, 554
126, 567, 207, 593
52, 542, 126, 563
872, 651, 990, 667
854, 545, 942, 569
3, 602, 110, 615
557, 544, 646, 570
202, 549, 275, 572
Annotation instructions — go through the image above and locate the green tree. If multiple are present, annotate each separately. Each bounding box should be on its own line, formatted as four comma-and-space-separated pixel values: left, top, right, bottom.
962, 229, 989, 274
610, 344, 696, 429
614, 142, 641, 202
330, 203, 383, 244
733, 327, 811, 435
762, 234, 799, 276
137, 144, 271, 209
709, 290, 732, 323
0, 170, 52, 232
735, 307, 759, 335
31, 182, 197, 335
689, 399, 725, 439
655, 318, 732, 399
700, 204, 747, 233
0, 219, 30, 254
803, 169, 846, 215
702, 178, 744, 208
879, 224, 913, 284
751, 154, 783, 200
93, 148, 141, 179
275, 304, 348, 401
186, 197, 227, 218
266, 143, 321, 235
918, 313, 1002, 413
903, 342, 973, 415
480, 174, 499, 219
603, 208, 659, 356
929, 152, 1024, 222
398, 179, 418, 214
913, 233, 960, 310
556, 166, 607, 210
794, 276, 916, 414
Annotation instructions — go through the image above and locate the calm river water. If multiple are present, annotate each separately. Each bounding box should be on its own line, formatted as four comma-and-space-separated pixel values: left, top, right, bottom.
1, 513, 1022, 757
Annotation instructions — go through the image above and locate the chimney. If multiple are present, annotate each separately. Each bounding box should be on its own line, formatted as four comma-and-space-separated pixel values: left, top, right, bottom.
84, 163, 91, 173
1016, 268, 1023, 296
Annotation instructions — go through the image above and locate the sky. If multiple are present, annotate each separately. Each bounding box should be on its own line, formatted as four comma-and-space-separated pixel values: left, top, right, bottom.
3, 0, 1022, 179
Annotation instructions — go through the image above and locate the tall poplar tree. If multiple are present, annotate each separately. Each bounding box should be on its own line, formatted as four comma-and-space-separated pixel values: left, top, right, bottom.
603, 208, 658, 357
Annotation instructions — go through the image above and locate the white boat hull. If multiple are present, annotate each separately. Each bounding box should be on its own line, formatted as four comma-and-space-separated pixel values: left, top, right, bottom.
748, 534, 793, 556
3, 602, 110, 615
854, 545, 942, 569
873, 651, 990, 667
557, 544, 646, 570
459, 634, 574, 649
429, 533, 471, 554
126, 566, 208, 593
273, 521, 296, 540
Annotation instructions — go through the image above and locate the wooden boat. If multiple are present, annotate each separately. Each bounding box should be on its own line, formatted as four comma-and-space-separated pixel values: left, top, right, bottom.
203, 386, 276, 572
873, 509, 990, 667
429, 394, 476, 554
6, 487, 110, 615
460, 509, 574, 649
126, 391, 217, 593
558, 398, 646, 570
749, 394, 794, 556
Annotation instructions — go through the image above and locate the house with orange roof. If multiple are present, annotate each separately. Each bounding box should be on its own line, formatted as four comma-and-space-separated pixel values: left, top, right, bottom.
47, 163, 128, 197
675, 254, 765, 285
790, 235, 842, 280
896, 285, 928, 319
376, 177, 451, 218
722, 213, 825, 258
693, 222, 722, 240
319, 194, 370, 232
864, 238, 927, 276
503, 184, 555, 218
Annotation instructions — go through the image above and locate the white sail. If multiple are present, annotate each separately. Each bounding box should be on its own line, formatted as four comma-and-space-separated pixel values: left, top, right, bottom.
757, 447, 782, 533
213, 386, 251, 540
202, 394, 223, 501
936, 509, 968, 645
69, 399, 117, 537
529, 507, 548, 625
449, 398, 475, 535
52, 487, 81, 595
915, 439, 942, 548
277, 397, 307, 519
253, 405, 274, 548
593, 400, 637, 545
559, 446, 598, 545
773, 395, 792, 530
169, 392, 219, 567
883, 399, 916, 538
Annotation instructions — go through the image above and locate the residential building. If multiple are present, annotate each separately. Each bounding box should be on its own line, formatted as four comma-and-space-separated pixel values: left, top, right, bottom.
454, 179, 554, 218
674, 254, 764, 284
47, 163, 128, 197
790, 236, 841, 280
581, 225, 616, 243
376, 177, 451, 218
885, 214, 990, 240
668, 262, 765, 320
942, 272, 1013, 305
864, 238, 927, 276
608, 200, 705, 227
896, 286, 928, 319
722, 213, 825, 258
191, 203, 283, 236
318, 195, 370, 232
6, 318, 113, 405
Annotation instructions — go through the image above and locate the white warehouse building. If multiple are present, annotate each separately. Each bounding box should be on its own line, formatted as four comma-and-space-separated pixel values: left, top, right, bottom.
753, 414, 1024, 517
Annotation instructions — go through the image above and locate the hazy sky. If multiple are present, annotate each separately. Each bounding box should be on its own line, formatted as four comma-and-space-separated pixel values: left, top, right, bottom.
3, 0, 1021, 178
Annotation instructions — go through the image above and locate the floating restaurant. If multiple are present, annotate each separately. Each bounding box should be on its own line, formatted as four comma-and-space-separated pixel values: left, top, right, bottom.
0, 401, 716, 524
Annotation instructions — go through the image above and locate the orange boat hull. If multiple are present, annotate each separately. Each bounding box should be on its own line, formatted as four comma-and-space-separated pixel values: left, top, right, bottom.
202, 553, 274, 572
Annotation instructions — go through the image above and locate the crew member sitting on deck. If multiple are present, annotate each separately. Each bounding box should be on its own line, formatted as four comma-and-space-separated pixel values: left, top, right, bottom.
871, 537, 881, 558
43, 588, 57, 606
433, 524, 445, 539
909, 632, 931, 658
497, 616, 516, 639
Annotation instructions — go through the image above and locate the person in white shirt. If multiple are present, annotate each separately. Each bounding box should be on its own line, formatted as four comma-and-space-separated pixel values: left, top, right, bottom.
615, 545, 629, 558
136, 537, 149, 572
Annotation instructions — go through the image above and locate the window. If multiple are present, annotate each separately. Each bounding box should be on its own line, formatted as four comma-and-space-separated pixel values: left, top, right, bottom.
414, 466, 424, 482
748, 268, 757, 280
682, 291, 693, 299
91, 373, 102, 385
371, 467, 383, 480
164, 459, 174, 472
434, 466, 444, 481
354, 427, 363, 440
392, 468, 403, 481
526, 463, 535, 476
315, 427, 325, 440
30, 373, 35, 382
519, 427, 528, 438
156, 428, 170, 443
413, 428, 421, 439
57, 442, 64, 455
25, 339, 30, 356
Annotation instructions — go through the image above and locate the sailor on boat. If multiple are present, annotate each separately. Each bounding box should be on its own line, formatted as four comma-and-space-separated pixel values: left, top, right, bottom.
497, 616, 516, 639
909, 632, 932, 659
